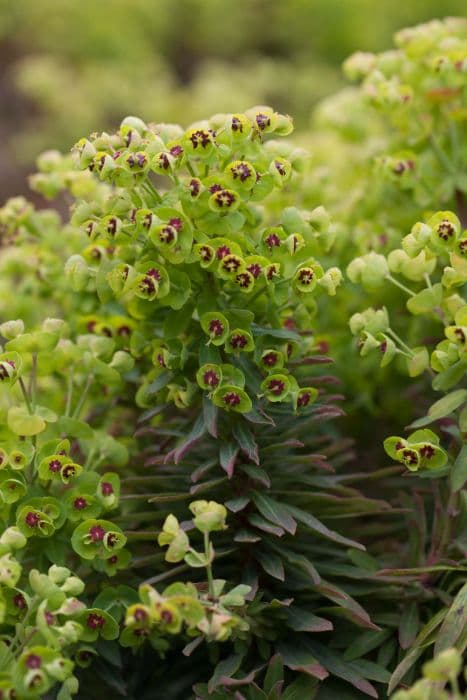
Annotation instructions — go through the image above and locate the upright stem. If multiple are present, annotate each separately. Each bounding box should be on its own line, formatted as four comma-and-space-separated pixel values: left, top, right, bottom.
19, 378, 33, 415
72, 374, 94, 419
204, 532, 214, 598
28, 353, 37, 411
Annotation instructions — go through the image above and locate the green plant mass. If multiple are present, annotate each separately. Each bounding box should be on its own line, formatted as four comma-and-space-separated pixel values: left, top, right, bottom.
0, 15, 465, 700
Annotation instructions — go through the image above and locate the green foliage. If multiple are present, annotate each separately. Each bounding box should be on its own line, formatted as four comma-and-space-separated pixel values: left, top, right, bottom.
0, 15, 465, 700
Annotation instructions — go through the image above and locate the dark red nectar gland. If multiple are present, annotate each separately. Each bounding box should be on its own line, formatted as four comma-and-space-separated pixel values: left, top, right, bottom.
268, 379, 285, 396
223, 392, 241, 407
203, 370, 220, 387
87, 613, 105, 630
89, 525, 106, 542
209, 319, 224, 337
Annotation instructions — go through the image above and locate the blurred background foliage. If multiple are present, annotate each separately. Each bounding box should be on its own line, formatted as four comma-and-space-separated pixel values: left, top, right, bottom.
0, 0, 465, 200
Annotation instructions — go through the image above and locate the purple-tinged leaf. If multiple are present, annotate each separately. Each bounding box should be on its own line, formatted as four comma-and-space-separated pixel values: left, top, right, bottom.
220, 442, 239, 478
286, 607, 333, 633
233, 422, 259, 464
165, 414, 206, 464
226, 496, 250, 513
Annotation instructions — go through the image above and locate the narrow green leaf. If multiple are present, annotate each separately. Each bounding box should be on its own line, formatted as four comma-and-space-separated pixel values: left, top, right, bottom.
388, 646, 424, 695
434, 581, 467, 655
208, 654, 243, 694
286, 607, 333, 633
287, 505, 365, 550
451, 445, 467, 492
252, 492, 297, 535
255, 550, 285, 581
399, 603, 419, 650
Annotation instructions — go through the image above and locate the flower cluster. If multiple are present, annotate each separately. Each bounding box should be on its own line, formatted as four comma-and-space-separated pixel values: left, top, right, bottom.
123, 501, 249, 650
63, 108, 340, 415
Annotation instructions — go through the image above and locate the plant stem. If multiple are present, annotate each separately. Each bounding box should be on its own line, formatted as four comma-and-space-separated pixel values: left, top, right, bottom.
28, 352, 37, 410
19, 378, 33, 415
65, 371, 74, 417
386, 329, 415, 357
72, 374, 94, 419
385, 274, 416, 297
204, 531, 214, 598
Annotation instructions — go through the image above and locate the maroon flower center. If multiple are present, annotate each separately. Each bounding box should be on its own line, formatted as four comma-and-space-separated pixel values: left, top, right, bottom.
74, 497, 88, 510
231, 163, 251, 181
89, 525, 106, 542
214, 190, 235, 208
87, 613, 105, 630
231, 116, 243, 132
247, 263, 262, 278
161, 609, 173, 624
402, 449, 418, 465
146, 267, 161, 281
229, 334, 248, 349
274, 160, 287, 175
190, 129, 211, 149
209, 184, 222, 195
134, 608, 148, 622
106, 532, 118, 548
222, 255, 241, 272
25, 512, 41, 528
266, 265, 279, 280
458, 239, 467, 254
256, 113, 271, 130
298, 269, 314, 285
25, 654, 42, 669
45, 611, 55, 625
268, 379, 285, 396
13, 593, 26, 609
170, 145, 183, 157
127, 153, 147, 169
143, 213, 153, 229
203, 370, 220, 387
419, 445, 435, 459
157, 153, 170, 169
159, 225, 176, 244
236, 273, 252, 288
101, 481, 114, 496
454, 328, 466, 344
62, 465, 76, 479
108, 555, 118, 565
48, 459, 62, 473
208, 319, 224, 337
106, 218, 118, 235
437, 221, 455, 241
223, 392, 241, 406
140, 277, 157, 295
117, 325, 131, 336
380, 340, 387, 353
189, 179, 200, 196
157, 352, 166, 368
199, 245, 213, 262
265, 233, 281, 249
297, 392, 311, 407
263, 352, 278, 366
168, 217, 182, 232
216, 245, 231, 259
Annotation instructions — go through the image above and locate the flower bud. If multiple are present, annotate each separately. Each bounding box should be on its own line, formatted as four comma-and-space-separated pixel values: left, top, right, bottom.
189, 500, 227, 533
0, 320, 24, 339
